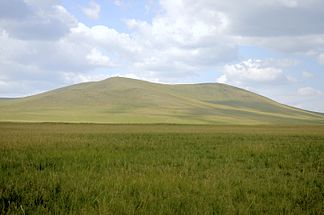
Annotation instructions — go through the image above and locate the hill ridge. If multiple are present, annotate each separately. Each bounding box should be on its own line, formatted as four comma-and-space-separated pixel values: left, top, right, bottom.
0, 77, 323, 125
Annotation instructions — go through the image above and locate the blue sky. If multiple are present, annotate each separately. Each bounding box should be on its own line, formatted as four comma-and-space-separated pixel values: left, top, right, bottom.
0, 0, 323, 112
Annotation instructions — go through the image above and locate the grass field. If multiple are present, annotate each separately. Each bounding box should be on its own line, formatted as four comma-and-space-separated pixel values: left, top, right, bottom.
1, 123, 324, 214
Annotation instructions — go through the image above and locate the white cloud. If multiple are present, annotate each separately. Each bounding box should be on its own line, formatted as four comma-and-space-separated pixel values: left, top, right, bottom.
70, 23, 139, 55
0, 0, 31, 20
0, 3, 118, 95
0, 1, 76, 40
217, 0, 324, 37
0, 0, 324, 112
82, 1, 101, 20
86, 48, 114, 67
238, 35, 324, 55
162, 0, 324, 56
218, 59, 291, 86
317, 53, 324, 65
62, 73, 109, 84
280, 0, 298, 8
3, 0, 323, 89
302, 71, 314, 79
0, 77, 59, 97
157, 0, 324, 37
123, 2, 236, 81
297, 87, 322, 96
113, 0, 123, 6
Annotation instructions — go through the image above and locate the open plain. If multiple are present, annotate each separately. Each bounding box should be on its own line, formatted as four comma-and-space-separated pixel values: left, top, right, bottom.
1, 123, 323, 214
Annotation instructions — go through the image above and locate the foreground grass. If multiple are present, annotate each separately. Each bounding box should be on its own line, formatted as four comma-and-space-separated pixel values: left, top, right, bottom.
1, 123, 324, 214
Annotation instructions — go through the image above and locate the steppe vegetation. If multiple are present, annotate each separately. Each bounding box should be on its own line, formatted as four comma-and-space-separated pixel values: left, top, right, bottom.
1, 123, 323, 214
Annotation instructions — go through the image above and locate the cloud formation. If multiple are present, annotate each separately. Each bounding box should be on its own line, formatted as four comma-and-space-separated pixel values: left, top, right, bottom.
0, 0, 323, 111
0, 0, 75, 40
86, 48, 114, 67
302, 71, 314, 79
298, 87, 322, 97
217, 59, 291, 86
82, 1, 101, 20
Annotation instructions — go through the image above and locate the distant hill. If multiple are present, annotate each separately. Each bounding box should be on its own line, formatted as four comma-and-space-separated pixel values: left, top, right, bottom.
0, 77, 323, 124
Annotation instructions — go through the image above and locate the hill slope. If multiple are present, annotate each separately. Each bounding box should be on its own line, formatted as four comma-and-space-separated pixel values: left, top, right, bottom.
0, 77, 323, 124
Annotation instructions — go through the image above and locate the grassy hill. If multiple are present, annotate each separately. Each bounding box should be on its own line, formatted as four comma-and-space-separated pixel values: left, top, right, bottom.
0, 77, 323, 124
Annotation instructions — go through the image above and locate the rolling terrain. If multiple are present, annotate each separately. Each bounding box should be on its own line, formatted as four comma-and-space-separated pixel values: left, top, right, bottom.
0, 77, 323, 124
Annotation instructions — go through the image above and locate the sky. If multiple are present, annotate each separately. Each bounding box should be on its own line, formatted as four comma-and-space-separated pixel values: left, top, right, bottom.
0, 0, 323, 112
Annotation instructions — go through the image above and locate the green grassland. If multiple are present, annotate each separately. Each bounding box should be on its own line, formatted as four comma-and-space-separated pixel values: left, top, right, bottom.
1, 77, 324, 124
1, 123, 324, 214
